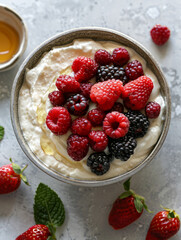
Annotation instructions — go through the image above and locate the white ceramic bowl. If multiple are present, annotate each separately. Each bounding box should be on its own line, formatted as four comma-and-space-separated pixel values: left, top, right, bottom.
0, 5, 27, 71
11, 27, 171, 186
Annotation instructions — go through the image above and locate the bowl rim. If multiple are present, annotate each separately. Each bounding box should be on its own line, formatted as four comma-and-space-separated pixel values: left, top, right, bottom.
0, 5, 28, 71
10, 27, 171, 187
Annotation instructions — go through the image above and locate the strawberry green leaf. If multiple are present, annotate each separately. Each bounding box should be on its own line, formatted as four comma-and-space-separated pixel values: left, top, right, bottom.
0, 126, 4, 140
12, 162, 22, 175
168, 211, 175, 219
123, 178, 131, 191
34, 183, 65, 229
119, 191, 132, 199
134, 197, 143, 213
142, 201, 152, 213
20, 174, 30, 186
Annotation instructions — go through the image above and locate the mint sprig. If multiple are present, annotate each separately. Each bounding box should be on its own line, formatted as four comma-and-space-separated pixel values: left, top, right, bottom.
0, 126, 4, 140
34, 183, 65, 240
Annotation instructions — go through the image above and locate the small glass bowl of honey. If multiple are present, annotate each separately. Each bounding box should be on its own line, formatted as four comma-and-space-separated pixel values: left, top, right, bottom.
0, 5, 27, 71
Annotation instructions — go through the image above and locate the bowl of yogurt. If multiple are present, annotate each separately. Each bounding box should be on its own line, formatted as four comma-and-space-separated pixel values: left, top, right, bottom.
11, 27, 171, 186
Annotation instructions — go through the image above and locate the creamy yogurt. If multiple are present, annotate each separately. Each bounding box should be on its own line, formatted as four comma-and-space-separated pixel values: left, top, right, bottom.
18, 39, 165, 180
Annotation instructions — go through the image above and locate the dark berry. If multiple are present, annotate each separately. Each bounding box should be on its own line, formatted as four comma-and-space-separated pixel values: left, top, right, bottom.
87, 152, 111, 175
124, 110, 150, 138
80, 83, 93, 99
110, 102, 124, 113
46, 107, 71, 135
145, 102, 161, 119
112, 47, 130, 66
103, 112, 130, 139
67, 134, 89, 161
71, 117, 92, 136
96, 65, 128, 85
88, 130, 108, 152
48, 90, 65, 106
66, 94, 89, 116
94, 49, 112, 65
125, 60, 144, 80
87, 108, 105, 127
108, 135, 137, 161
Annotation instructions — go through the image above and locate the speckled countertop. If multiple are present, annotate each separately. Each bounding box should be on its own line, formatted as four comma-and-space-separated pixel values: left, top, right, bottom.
0, 0, 181, 239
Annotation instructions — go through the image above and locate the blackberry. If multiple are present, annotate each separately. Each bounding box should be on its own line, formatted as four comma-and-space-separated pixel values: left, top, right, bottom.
108, 136, 137, 161
125, 110, 150, 138
96, 65, 128, 85
87, 152, 112, 175
66, 94, 89, 116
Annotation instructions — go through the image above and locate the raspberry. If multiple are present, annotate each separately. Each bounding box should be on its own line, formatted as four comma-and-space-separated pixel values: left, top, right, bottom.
88, 130, 108, 152
103, 112, 130, 139
112, 47, 130, 66
72, 56, 98, 82
110, 102, 124, 113
150, 24, 170, 45
87, 108, 105, 127
94, 49, 112, 65
125, 110, 150, 138
87, 152, 112, 175
96, 65, 128, 85
48, 90, 65, 106
90, 80, 123, 111
66, 94, 89, 116
122, 76, 154, 110
67, 134, 89, 161
80, 83, 93, 99
125, 60, 144, 80
71, 117, 92, 136
56, 75, 80, 93
46, 107, 71, 135
108, 135, 137, 161
145, 101, 161, 119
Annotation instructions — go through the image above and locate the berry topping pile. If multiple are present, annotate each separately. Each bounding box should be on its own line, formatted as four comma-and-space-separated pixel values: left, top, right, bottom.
45, 46, 162, 176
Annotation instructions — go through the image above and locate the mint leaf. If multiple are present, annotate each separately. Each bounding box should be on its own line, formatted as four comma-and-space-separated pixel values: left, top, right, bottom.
134, 197, 143, 213
0, 126, 4, 140
123, 178, 131, 191
34, 183, 65, 228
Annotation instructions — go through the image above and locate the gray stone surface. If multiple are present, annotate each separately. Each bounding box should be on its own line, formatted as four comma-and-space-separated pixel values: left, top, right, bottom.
0, 0, 181, 239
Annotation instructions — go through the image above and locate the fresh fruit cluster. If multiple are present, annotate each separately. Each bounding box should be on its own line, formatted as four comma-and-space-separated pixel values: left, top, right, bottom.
46, 47, 161, 176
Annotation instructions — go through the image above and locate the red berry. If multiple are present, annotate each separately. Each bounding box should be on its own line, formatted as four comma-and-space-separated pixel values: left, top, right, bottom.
145, 101, 161, 119
67, 134, 89, 161
48, 90, 65, 106
88, 130, 108, 152
80, 82, 93, 99
150, 24, 170, 45
122, 76, 154, 110
87, 108, 105, 127
46, 107, 71, 135
125, 60, 144, 80
103, 111, 129, 139
72, 56, 98, 82
71, 117, 92, 136
94, 49, 112, 65
110, 102, 124, 113
90, 80, 123, 111
66, 94, 89, 116
56, 75, 80, 93
146, 209, 180, 239
0, 159, 29, 194
112, 47, 130, 66
16, 224, 50, 240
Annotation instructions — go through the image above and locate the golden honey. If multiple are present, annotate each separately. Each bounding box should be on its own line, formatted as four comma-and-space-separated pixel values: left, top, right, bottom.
0, 21, 19, 63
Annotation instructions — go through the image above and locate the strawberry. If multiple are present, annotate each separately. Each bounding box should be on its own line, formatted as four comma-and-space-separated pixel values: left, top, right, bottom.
109, 178, 151, 230
16, 224, 51, 240
122, 76, 153, 110
146, 207, 180, 239
0, 159, 29, 194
